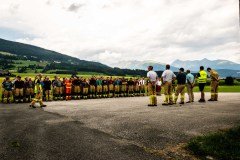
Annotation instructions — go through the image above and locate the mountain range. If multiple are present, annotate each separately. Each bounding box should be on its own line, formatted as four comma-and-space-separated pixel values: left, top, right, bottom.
171, 58, 240, 71
113, 60, 179, 71
112, 59, 240, 77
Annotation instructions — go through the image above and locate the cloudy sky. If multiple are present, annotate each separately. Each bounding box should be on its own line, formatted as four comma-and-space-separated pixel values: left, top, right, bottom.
0, 0, 239, 66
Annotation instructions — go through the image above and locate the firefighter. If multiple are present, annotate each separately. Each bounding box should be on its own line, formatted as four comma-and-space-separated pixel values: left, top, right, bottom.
14, 76, 25, 103
29, 75, 46, 108
161, 64, 176, 105
44, 77, 52, 101
121, 77, 128, 97
25, 77, 32, 102
207, 68, 220, 101
114, 78, 121, 97
186, 69, 195, 103
134, 78, 140, 96
196, 66, 207, 102
2, 77, 13, 103
139, 77, 145, 96
53, 77, 63, 100
102, 77, 109, 98
147, 66, 158, 106
73, 77, 81, 99
82, 78, 89, 99
173, 68, 186, 104
96, 77, 103, 98
128, 78, 134, 97
65, 78, 72, 100
89, 76, 96, 98
108, 77, 114, 98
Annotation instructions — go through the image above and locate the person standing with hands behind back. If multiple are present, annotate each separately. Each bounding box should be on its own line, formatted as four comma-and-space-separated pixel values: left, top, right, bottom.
186, 69, 195, 103
161, 64, 176, 106
147, 66, 158, 106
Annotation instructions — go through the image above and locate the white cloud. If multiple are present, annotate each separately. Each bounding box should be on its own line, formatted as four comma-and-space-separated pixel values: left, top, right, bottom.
0, 0, 239, 67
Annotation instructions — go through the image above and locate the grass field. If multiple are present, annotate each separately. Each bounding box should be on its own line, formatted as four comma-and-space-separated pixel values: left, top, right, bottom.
185, 126, 240, 160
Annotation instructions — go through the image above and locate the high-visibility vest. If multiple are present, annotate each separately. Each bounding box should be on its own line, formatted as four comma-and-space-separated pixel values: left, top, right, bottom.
34, 79, 42, 93
198, 70, 207, 83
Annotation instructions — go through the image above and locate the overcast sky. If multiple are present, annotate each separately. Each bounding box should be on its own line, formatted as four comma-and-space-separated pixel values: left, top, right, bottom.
0, 0, 239, 66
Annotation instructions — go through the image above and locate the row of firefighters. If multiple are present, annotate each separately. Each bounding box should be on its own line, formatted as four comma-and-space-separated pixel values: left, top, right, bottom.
1, 76, 164, 103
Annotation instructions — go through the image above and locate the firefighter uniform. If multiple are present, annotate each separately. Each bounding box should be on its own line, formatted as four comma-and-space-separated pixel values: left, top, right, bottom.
134, 79, 140, 96
82, 80, 89, 99
89, 77, 96, 98
44, 78, 52, 101
73, 77, 81, 99
2, 78, 13, 103
65, 79, 72, 100
173, 68, 186, 104
53, 78, 63, 100
208, 69, 219, 101
25, 78, 34, 102
108, 78, 114, 98
14, 76, 25, 103
30, 77, 46, 108
147, 66, 158, 106
161, 65, 176, 105
102, 79, 109, 98
114, 79, 121, 97
121, 78, 128, 97
128, 78, 134, 97
96, 78, 103, 98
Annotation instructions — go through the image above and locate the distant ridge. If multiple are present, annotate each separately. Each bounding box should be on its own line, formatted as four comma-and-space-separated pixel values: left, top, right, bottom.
171, 58, 240, 71
113, 60, 179, 71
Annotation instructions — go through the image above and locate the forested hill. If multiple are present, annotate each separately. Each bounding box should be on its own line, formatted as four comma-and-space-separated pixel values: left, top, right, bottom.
0, 38, 148, 76
0, 38, 107, 66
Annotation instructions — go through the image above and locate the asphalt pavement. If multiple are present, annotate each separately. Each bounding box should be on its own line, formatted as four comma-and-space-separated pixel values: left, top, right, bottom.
0, 93, 240, 160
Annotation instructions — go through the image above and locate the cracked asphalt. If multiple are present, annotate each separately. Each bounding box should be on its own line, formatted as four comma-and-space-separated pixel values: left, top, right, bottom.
0, 93, 240, 160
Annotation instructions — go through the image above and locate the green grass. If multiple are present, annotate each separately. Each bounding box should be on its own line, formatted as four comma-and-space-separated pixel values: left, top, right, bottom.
192, 85, 240, 92
185, 126, 240, 160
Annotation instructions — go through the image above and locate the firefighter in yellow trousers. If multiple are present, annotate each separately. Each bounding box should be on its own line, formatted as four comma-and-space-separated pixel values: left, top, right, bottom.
173, 68, 186, 104
2, 77, 13, 103
29, 75, 47, 108
147, 66, 158, 106
161, 64, 176, 105
207, 68, 219, 101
